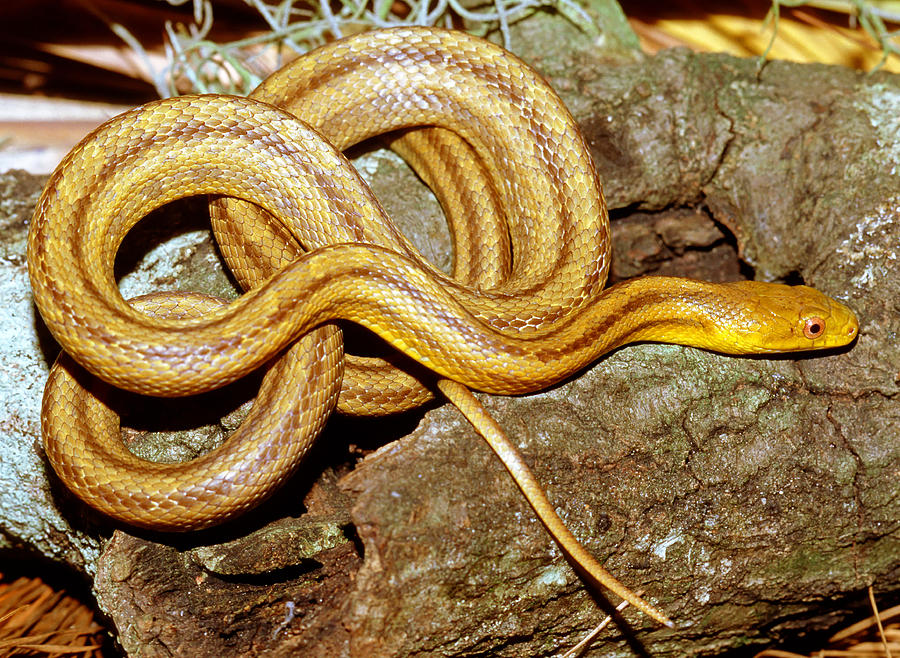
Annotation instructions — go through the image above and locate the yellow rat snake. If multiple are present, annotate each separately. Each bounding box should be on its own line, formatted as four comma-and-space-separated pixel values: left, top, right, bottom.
27, 27, 858, 628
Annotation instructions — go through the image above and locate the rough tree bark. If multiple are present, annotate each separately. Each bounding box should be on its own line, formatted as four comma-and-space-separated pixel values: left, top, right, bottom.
1, 7, 898, 658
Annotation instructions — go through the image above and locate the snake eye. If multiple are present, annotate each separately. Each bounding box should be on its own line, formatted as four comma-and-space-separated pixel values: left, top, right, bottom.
803, 316, 826, 339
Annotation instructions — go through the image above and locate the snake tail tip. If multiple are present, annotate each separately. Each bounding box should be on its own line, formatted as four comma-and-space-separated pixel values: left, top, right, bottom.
644, 607, 675, 629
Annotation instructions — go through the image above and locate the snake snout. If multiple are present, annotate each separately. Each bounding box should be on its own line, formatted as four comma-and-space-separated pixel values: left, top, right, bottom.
729, 281, 860, 353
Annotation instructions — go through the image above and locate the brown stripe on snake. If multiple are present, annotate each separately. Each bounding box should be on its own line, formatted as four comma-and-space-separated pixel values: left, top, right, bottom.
247, 65, 599, 356
387, 127, 513, 287
253, 36, 604, 301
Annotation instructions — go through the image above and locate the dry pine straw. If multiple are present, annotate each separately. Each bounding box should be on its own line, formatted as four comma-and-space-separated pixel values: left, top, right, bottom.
754, 588, 898, 658
0, 571, 104, 658
561, 591, 899, 657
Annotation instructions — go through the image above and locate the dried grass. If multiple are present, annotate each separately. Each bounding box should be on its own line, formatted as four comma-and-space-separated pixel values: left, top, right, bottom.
626, 0, 900, 73
102, 0, 598, 97
0, 571, 105, 658
755, 587, 899, 658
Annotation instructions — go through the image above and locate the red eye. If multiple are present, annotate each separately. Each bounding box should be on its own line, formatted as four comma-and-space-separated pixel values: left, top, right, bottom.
803, 316, 825, 339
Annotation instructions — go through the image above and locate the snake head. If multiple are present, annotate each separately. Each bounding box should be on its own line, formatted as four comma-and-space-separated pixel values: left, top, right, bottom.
710, 281, 859, 354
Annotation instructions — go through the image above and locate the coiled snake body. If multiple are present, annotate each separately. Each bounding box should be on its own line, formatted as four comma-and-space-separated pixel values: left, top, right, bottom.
27, 27, 858, 628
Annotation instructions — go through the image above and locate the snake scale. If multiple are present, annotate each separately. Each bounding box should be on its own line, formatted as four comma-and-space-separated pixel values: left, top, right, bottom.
27, 27, 858, 629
